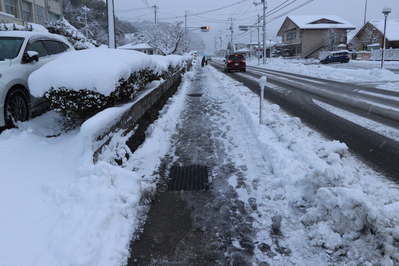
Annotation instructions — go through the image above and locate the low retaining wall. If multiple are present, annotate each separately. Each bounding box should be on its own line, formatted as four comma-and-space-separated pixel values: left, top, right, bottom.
92, 68, 184, 162
371, 49, 399, 61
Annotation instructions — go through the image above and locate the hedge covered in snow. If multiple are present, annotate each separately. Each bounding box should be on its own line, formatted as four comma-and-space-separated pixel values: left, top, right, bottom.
29, 49, 191, 124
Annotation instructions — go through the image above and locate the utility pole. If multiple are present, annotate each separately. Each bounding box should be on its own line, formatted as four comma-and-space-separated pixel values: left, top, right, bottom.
250, 27, 254, 59
185, 10, 188, 30
254, 1, 267, 64
257, 14, 261, 64
106, 0, 116, 49
364, 0, 368, 25
82, 6, 90, 38
228, 16, 236, 53
220, 30, 223, 57
214, 36, 217, 57
262, 0, 267, 64
60, 0, 63, 20
153, 5, 158, 24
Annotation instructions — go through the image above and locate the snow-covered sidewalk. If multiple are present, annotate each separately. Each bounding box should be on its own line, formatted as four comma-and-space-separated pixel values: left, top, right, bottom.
1, 59, 399, 265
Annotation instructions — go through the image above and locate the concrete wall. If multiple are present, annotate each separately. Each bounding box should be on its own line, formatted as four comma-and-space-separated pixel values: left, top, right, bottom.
92, 69, 184, 162
302, 29, 326, 58
371, 49, 399, 61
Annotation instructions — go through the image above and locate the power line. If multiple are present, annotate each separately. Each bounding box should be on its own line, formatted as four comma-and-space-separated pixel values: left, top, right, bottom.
188, 0, 247, 16
266, 0, 297, 17
267, 0, 314, 24
142, 0, 151, 9
115, 7, 150, 13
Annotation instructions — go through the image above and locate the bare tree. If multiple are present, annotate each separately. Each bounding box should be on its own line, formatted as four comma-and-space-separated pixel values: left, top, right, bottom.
141, 21, 188, 55
324, 28, 340, 51
62, 0, 127, 46
353, 24, 379, 51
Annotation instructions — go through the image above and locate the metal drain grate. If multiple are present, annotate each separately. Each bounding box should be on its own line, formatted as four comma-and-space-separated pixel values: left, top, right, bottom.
168, 165, 209, 191
188, 93, 202, 97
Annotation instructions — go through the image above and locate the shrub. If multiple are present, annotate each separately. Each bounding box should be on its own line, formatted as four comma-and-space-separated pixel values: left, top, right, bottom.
43, 67, 174, 125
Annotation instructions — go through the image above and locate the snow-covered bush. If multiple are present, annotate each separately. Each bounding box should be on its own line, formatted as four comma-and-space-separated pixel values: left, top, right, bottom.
29, 49, 192, 126
44, 19, 101, 50
44, 68, 163, 122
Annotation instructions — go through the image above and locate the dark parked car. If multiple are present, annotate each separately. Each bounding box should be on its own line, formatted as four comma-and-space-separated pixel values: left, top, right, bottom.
320, 51, 350, 64
224, 54, 246, 72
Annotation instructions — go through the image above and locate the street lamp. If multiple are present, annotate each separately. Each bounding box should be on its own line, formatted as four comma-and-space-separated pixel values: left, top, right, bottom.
381, 6, 391, 69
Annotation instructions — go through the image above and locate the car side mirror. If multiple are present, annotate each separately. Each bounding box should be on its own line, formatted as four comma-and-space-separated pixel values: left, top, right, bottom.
22, 51, 39, 64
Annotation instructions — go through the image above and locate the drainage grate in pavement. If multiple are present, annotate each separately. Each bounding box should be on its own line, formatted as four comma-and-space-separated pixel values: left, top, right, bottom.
168, 165, 210, 191
188, 93, 202, 97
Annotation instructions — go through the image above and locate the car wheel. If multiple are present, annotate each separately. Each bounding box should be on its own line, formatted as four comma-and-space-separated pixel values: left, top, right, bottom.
243, 69, 246, 72
5, 88, 29, 128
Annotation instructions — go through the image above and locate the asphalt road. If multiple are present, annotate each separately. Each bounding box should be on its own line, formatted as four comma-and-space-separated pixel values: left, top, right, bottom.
210, 61, 399, 181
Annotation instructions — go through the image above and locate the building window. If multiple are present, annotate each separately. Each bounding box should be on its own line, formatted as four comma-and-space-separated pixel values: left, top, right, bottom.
21, 1, 32, 22
5, 0, 17, 17
297, 47, 301, 54
48, 12, 60, 21
36, 5, 45, 24
287, 32, 297, 41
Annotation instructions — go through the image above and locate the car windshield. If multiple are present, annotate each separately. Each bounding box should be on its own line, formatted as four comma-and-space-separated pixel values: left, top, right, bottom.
228, 54, 245, 60
0, 37, 24, 61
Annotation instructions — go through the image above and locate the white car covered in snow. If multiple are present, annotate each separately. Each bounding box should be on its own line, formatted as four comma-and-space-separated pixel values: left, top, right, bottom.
0, 30, 74, 129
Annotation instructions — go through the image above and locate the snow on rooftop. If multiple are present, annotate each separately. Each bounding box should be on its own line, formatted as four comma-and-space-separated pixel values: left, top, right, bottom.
368, 19, 399, 41
287, 15, 356, 30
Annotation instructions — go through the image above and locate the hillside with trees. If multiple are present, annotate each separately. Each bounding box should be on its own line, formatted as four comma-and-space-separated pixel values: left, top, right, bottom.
60, 0, 137, 46
47, 0, 205, 54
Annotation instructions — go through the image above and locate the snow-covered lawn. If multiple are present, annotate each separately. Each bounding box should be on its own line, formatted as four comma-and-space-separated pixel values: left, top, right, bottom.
1, 56, 399, 265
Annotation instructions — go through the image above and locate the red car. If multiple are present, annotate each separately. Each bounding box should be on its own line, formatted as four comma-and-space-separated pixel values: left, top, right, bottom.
224, 54, 246, 72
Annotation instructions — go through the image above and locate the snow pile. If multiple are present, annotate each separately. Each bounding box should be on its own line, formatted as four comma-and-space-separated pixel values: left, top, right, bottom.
29, 49, 191, 97
248, 57, 399, 82
30, 49, 175, 97
0, 112, 143, 266
204, 65, 399, 264
29, 49, 191, 122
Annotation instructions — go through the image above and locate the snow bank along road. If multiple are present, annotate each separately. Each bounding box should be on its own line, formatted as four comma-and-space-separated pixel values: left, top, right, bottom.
211, 61, 399, 180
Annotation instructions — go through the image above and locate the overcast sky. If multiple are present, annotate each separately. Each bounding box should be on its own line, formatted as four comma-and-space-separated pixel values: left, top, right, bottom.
113, 0, 399, 53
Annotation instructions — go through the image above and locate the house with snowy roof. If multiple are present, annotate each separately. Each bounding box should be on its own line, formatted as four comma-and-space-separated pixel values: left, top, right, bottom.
351, 19, 399, 51
117, 42, 160, 55
277, 15, 356, 59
